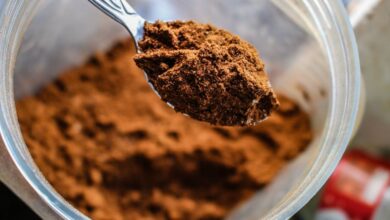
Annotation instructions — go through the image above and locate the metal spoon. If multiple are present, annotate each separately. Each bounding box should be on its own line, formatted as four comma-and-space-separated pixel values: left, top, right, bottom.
88, 0, 145, 48
89, 0, 173, 104
88, 0, 278, 126
88, 0, 195, 117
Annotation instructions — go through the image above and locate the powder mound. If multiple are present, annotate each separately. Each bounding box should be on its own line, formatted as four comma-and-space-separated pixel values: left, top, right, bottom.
134, 20, 279, 126
17, 39, 312, 220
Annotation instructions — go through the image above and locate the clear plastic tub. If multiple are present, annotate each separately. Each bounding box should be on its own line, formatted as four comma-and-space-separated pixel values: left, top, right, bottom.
0, 1, 361, 219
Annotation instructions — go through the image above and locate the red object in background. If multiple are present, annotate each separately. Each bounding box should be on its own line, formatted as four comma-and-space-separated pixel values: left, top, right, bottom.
319, 150, 390, 220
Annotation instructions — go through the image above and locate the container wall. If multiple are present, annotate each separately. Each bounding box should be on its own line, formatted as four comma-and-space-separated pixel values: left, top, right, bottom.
14, 0, 331, 218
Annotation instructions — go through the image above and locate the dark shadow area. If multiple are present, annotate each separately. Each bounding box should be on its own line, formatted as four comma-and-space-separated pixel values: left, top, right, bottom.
0, 182, 40, 219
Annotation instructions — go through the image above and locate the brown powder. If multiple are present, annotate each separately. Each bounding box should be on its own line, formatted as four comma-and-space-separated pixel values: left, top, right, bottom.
16, 39, 312, 220
134, 21, 279, 126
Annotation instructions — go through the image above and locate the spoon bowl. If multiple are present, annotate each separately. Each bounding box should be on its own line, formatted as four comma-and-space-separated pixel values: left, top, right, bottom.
89, 0, 278, 126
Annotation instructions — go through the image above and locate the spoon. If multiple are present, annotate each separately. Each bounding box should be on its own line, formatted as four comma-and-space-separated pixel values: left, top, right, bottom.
88, 0, 145, 48
88, 0, 278, 126
88, 0, 169, 104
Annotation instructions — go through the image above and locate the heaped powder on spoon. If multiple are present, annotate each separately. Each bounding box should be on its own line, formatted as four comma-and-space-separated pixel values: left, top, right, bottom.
17, 39, 312, 220
134, 21, 279, 126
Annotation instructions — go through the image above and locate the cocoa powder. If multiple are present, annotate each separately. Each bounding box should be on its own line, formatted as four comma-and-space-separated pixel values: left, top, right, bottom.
134, 21, 279, 126
17, 39, 312, 220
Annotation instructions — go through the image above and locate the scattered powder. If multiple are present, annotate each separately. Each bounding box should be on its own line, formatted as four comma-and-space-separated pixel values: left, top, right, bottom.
134, 21, 279, 126
17, 39, 312, 220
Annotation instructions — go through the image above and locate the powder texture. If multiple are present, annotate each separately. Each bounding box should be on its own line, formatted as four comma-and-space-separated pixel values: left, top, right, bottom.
134, 21, 279, 126
17, 39, 312, 220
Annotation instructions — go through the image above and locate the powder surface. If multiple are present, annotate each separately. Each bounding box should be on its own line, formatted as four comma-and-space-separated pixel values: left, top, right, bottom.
134, 21, 279, 126
17, 39, 312, 220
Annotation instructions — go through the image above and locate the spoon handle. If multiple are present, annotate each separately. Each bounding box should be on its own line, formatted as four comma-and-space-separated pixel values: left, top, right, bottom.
88, 0, 145, 43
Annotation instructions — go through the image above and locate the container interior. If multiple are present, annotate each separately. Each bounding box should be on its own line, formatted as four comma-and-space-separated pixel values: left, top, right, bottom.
13, 0, 331, 219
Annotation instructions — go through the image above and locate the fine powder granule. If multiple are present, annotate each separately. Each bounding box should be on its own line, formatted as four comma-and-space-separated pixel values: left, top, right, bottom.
134, 21, 279, 126
17, 39, 312, 220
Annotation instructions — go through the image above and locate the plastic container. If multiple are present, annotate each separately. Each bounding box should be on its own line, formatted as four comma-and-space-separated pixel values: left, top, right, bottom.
0, 1, 361, 219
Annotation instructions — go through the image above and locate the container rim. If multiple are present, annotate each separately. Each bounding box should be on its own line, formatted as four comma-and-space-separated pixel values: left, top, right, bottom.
0, 1, 360, 219
265, 0, 361, 219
